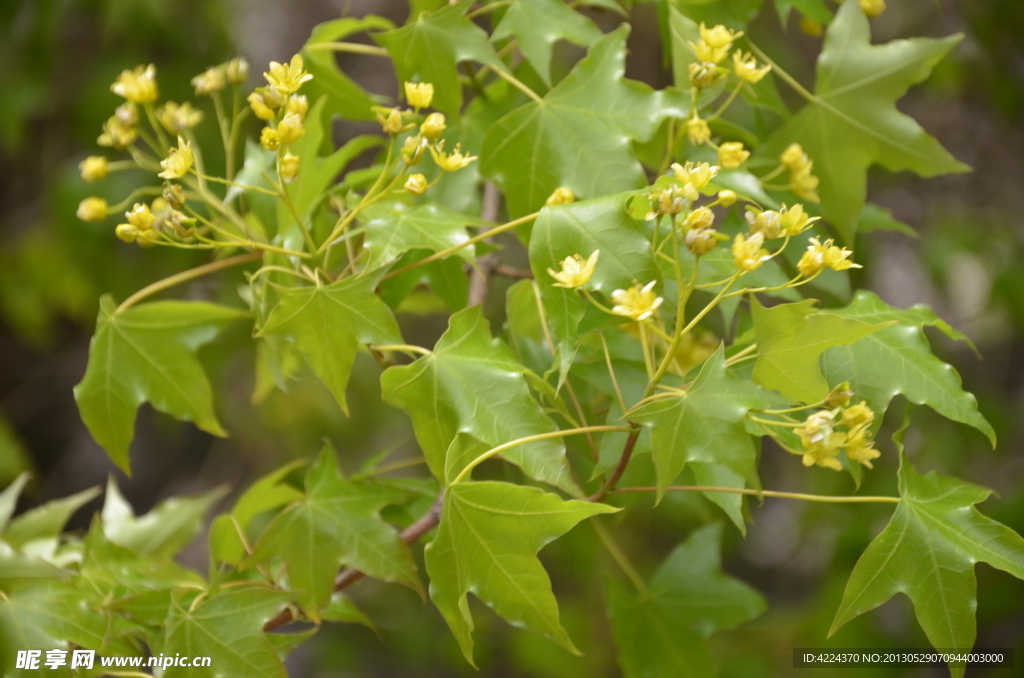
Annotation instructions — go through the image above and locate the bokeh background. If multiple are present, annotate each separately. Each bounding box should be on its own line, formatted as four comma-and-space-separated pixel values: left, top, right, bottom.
1, 0, 1023, 676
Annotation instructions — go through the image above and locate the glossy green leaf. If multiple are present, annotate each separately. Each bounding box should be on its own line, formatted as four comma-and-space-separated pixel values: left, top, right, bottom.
2, 486, 100, 548
374, 1, 502, 117
162, 586, 293, 678
74, 297, 248, 474
381, 307, 576, 493
761, 0, 968, 240
102, 477, 227, 558
362, 202, 478, 269
0, 542, 67, 588
607, 524, 766, 678
821, 291, 995, 445
248, 448, 421, 619
260, 273, 403, 414
631, 346, 779, 502
482, 27, 686, 217
529, 193, 660, 380
425, 481, 617, 666
831, 454, 1024, 677
751, 297, 890, 403
491, 0, 603, 86
858, 203, 918, 237
0, 473, 28, 534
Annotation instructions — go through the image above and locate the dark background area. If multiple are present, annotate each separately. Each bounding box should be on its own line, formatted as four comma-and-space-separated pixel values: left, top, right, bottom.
1, 0, 1023, 676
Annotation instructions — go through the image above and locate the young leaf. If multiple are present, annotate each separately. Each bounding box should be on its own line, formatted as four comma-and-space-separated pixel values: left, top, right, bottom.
529, 193, 660, 380
2, 486, 100, 548
490, 0, 603, 86
259, 273, 403, 414
362, 202, 478, 269
831, 454, 1024, 678
162, 587, 293, 678
607, 524, 766, 678
102, 477, 227, 558
248, 448, 422, 619
481, 27, 686, 217
631, 346, 780, 503
424, 481, 617, 666
761, 0, 968, 240
821, 291, 995, 445
0, 473, 29, 534
751, 297, 890, 403
74, 297, 248, 473
374, 1, 502, 117
381, 307, 576, 493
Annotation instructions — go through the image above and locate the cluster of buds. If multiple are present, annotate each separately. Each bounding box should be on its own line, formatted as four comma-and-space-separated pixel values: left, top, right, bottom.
113, 195, 197, 245
780, 143, 820, 203
732, 201, 821, 273
793, 394, 879, 471
249, 55, 312, 183
797, 237, 861, 278
191, 57, 248, 97
98, 102, 140, 149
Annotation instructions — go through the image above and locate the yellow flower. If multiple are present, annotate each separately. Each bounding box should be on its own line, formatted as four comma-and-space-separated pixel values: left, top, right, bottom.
191, 66, 226, 96
248, 91, 277, 121
286, 95, 309, 120
688, 62, 718, 89
796, 411, 845, 471
77, 197, 108, 222
842, 401, 875, 429
718, 141, 749, 169
97, 116, 137, 149
545, 186, 576, 206
822, 239, 860, 271
683, 206, 714, 230
778, 203, 819, 236
685, 228, 719, 256
826, 381, 854, 408
791, 166, 821, 203
429, 142, 476, 172
548, 251, 600, 289
280, 152, 300, 184
226, 57, 249, 84
717, 189, 737, 207
264, 55, 313, 94
732, 232, 771, 272
845, 425, 880, 469
700, 23, 743, 49
79, 156, 108, 183
158, 136, 194, 179
732, 51, 771, 84
746, 209, 781, 239
404, 81, 434, 110
689, 40, 729, 65
420, 112, 446, 141
156, 102, 204, 134
402, 135, 428, 165
687, 116, 711, 145
859, 0, 886, 17
126, 203, 155, 231
111, 64, 158, 104
612, 281, 663, 321
798, 237, 861, 277
275, 112, 306, 145
671, 161, 718, 189
378, 107, 404, 135
780, 143, 809, 171
405, 173, 428, 196
260, 127, 282, 150
115, 223, 139, 243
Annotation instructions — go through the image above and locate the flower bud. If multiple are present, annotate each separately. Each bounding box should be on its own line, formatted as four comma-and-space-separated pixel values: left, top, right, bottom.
126, 203, 155, 231
687, 116, 711, 145
275, 113, 305, 145
717, 141, 749, 169
163, 183, 186, 209
404, 81, 434, 110
686, 228, 719, 256
402, 135, 427, 165
683, 206, 714, 230
825, 382, 854, 409
226, 57, 249, 84
111, 65, 158, 104
405, 173, 428, 196
286, 94, 308, 120
717, 189, 737, 207
280, 152, 300, 184
379, 107, 403, 135
115, 223, 139, 243
248, 92, 276, 121
420, 112, 446, 141
546, 186, 576, 206
115, 103, 139, 127
747, 209, 782, 239
688, 62, 718, 89
859, 0, 885, 17
192, 66, 227, 96
799, 17, 824, 37
79, 156, 109, 183
260, 127, 282, 150
77, 197, 108, 222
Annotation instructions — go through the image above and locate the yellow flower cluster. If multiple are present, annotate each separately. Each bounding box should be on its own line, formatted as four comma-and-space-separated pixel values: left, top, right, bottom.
794, 400, 879, 471
797, 237, 861, 278
780, 143, 820, 203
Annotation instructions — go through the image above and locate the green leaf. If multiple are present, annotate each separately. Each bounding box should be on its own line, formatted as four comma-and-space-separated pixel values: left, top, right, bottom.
529, 193, 660, 380
381, 307, 576, 493
162, 586, 293, 678
102, 477, 227, 558
858, 203, 918, 237
210, 461, 305, 566
774, 0, 833, 25
301, 16, 394, 123
248, 448, 422, 619
0, 541, 67, 588
2, 486, 100, 548
73, 297, 248, 473
821, 291, 995, 445
631, 346, 780, 503
761, 0, 968, 240
491, 0, 603, 86
751, 297, 890, 403
424, 481, 617, 666
322, 592, 377, 631
259, 273, 403, 415
482, 27, 686, 217
374, 1, 502, 117
0, 418, 30, 487
0, 473, 28, 534
363, 202, 478, 269
673, 0, 764, 30
830, 454, 1024, 678
607, 524, 765, 678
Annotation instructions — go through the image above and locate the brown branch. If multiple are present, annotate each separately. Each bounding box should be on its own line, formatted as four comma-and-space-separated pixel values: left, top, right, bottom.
494, 264, 533, 279
468, 182, 502, 307
588, 427, 640, 502
263, 496, 443, 632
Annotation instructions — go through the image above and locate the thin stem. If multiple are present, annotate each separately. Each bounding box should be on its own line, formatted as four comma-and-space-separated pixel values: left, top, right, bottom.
249, 265, 316, 284
212, 91, 232, 175
747, 41, 818, 104
747, 415, 802, 427
372, 344, 432, 356
638, 323, 655, 380
491, 67, 543, 103
304, 42, 390, 56
365, 457, 427, 476
724, 343, 758, 366
319, 139, 397, 254
277, 180, 318, 255
581, 288, 618, 317
382, 212, 539, 280
467, 0, 513, 19
591, 519, 647, 598
613, 486, 901, 504
116, 252, 261, 313
600, 331, 628, 414
589, 428, 640, 501
191, 171, 277, 196
450, 425, 636, 486
709, 79, 746, 120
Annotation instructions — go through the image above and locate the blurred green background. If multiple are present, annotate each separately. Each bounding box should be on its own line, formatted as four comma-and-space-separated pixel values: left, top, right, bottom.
1, 0, 1022, 676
